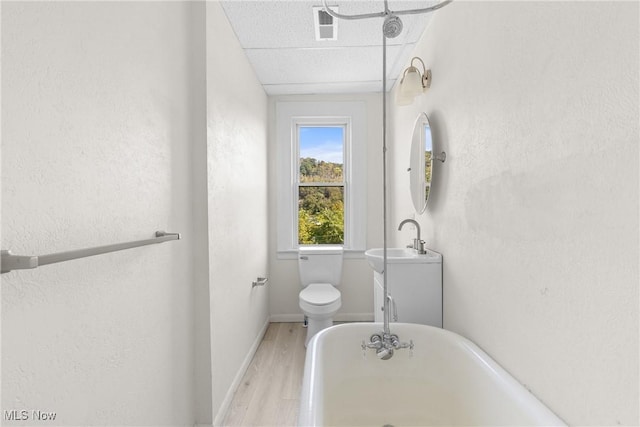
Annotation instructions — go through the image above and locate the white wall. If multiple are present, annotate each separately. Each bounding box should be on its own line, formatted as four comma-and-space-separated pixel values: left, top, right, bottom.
389, 2, 639, 425
206, 2, 270, 425
189, 5, 212, 426
1, 2, 269, 426
2, 2, 204, 425
267, 94, 383, 322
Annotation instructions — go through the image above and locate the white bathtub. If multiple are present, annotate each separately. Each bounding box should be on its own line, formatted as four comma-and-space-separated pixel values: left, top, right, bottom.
299, 323, 565, 427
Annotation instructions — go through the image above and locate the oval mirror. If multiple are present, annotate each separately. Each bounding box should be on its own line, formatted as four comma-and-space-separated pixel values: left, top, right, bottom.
409, 113, 433, 213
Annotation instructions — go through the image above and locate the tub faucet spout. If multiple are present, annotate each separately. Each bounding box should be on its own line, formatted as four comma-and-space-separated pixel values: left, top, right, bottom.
376, 347, 393, 360
398, 219, 426, 254
362, 333, 414, 360
363, 334, 394, 360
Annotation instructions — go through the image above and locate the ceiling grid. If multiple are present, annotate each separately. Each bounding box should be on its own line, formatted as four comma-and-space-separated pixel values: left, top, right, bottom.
220, 0, 437, 94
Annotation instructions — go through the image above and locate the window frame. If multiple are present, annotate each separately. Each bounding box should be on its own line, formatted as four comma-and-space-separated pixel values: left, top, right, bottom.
276, 101, 367, 258
295, 121, 348, 246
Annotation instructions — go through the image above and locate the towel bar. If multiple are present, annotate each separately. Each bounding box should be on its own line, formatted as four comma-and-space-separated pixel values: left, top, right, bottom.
252, 277, 269, 288
1, 231, 180, 274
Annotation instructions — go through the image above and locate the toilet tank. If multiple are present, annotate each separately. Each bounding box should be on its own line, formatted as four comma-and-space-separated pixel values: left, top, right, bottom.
298, 246, 344, 287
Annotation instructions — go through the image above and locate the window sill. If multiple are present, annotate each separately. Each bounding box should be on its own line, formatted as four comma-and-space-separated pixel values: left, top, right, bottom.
276, 249, 366, 260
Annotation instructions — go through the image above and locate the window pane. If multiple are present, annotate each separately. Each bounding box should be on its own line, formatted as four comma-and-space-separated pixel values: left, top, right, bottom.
298, 186, 344, 244
299, 126, 344, 183
424, 125, 432, 202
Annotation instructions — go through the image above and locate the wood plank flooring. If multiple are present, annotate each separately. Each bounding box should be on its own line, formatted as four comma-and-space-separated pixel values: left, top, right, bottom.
223, 322, 307, 427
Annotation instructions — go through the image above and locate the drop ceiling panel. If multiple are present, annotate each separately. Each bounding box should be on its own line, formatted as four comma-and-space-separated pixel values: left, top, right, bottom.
245, 44, 407, 84
221, 1, 432, 48
220, 0, 438, 94
262, 80, 396, 95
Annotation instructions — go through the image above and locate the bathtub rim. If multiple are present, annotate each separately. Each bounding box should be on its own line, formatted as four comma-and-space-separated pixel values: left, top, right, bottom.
299, 322, 566, 427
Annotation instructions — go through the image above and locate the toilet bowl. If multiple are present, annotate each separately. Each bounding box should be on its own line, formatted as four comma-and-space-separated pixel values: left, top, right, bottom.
298, 246, 343, 346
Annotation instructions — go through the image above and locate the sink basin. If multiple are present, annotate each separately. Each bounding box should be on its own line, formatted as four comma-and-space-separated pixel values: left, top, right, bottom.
364, 247, 440, 273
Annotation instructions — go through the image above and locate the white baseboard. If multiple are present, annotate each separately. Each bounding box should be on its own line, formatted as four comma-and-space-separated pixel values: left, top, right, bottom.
212, 318, 270, 427
269, 313, 374, 323
268, 313, 304, 322
335, 312, 374, 322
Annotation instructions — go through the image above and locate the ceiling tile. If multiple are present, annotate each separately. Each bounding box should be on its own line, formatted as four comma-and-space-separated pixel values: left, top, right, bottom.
220, 0, 441, 94
245, 44, 407, 84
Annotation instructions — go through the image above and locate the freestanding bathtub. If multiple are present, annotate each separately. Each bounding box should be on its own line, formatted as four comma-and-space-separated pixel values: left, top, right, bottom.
299, 323, 566, 427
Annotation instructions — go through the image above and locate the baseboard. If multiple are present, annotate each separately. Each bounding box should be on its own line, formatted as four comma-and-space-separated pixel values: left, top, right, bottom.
269, 313, 374, 323
335, 312, 374, 322
212, 318, 270, 427
269, 313, 305, 322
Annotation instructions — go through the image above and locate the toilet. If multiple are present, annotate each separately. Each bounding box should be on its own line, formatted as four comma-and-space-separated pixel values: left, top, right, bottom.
298, 246, 343, 347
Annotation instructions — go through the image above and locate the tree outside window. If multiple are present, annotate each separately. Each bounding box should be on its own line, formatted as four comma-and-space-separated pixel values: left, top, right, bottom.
297, 126, 345, 245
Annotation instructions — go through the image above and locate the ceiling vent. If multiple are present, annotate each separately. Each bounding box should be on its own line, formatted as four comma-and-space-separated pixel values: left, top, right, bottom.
313, 6, 338, 41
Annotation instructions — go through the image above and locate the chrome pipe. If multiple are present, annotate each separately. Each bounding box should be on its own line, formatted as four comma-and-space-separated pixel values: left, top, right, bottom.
322, 0, 453, 20
322, 0, 386, 20
324, 0, 454, 358
382, 30, 391, 337
390, 0, 454, 16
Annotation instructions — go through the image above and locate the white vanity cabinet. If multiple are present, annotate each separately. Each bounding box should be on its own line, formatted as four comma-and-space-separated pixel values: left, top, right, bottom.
372, 251, 442, 327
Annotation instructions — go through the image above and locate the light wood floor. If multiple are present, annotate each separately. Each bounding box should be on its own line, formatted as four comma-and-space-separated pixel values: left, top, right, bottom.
223, 322, 307, 427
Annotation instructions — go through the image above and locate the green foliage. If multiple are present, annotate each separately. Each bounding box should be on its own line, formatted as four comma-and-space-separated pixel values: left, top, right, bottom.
425, 151, 432, 185
298, 158, 344, 244
298, 209, 313, 244
299, 186, 343, 214
300, 157, 343, 183
298, 202, 344, 245
425, 151, 432, 203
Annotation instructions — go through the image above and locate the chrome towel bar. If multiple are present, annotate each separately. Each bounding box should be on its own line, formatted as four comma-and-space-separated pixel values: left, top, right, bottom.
1, 231, 180, 274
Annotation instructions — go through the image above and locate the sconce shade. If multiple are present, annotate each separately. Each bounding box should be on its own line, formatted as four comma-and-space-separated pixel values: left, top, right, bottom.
395, 89, 414, 106
400, 66, 424, 98
396, 57, 431, 106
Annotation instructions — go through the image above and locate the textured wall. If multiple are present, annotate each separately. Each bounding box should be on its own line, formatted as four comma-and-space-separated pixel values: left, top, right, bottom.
1, 2, 203, 425
389, 2, 639, 425
2, 2, 271, 426
205, 2, 270, 424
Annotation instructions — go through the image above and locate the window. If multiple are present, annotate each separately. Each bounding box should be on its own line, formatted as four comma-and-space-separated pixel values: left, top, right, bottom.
297, 125, 345, 244
276, 101, 366, 256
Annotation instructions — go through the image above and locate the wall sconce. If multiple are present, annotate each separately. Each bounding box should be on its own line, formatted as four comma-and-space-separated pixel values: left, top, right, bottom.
396, 57, 431, 106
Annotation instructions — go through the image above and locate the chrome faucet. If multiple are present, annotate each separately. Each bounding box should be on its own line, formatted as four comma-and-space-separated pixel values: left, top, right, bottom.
398, 219, 426, 254
362, 333, 414, 360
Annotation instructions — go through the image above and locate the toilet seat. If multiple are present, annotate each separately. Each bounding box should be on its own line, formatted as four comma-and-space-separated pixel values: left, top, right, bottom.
299, 283, 341, 316
299, 283, 341, 306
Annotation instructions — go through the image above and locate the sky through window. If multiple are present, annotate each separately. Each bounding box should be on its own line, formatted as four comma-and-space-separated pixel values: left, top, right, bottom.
299, 127, 344, 164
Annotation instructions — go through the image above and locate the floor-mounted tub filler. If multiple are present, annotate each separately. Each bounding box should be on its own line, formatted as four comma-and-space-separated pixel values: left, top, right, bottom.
299, 323, 566, 427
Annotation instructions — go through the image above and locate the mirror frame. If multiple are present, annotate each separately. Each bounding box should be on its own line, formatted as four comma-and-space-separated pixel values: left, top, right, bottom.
409, 112, 433, 214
